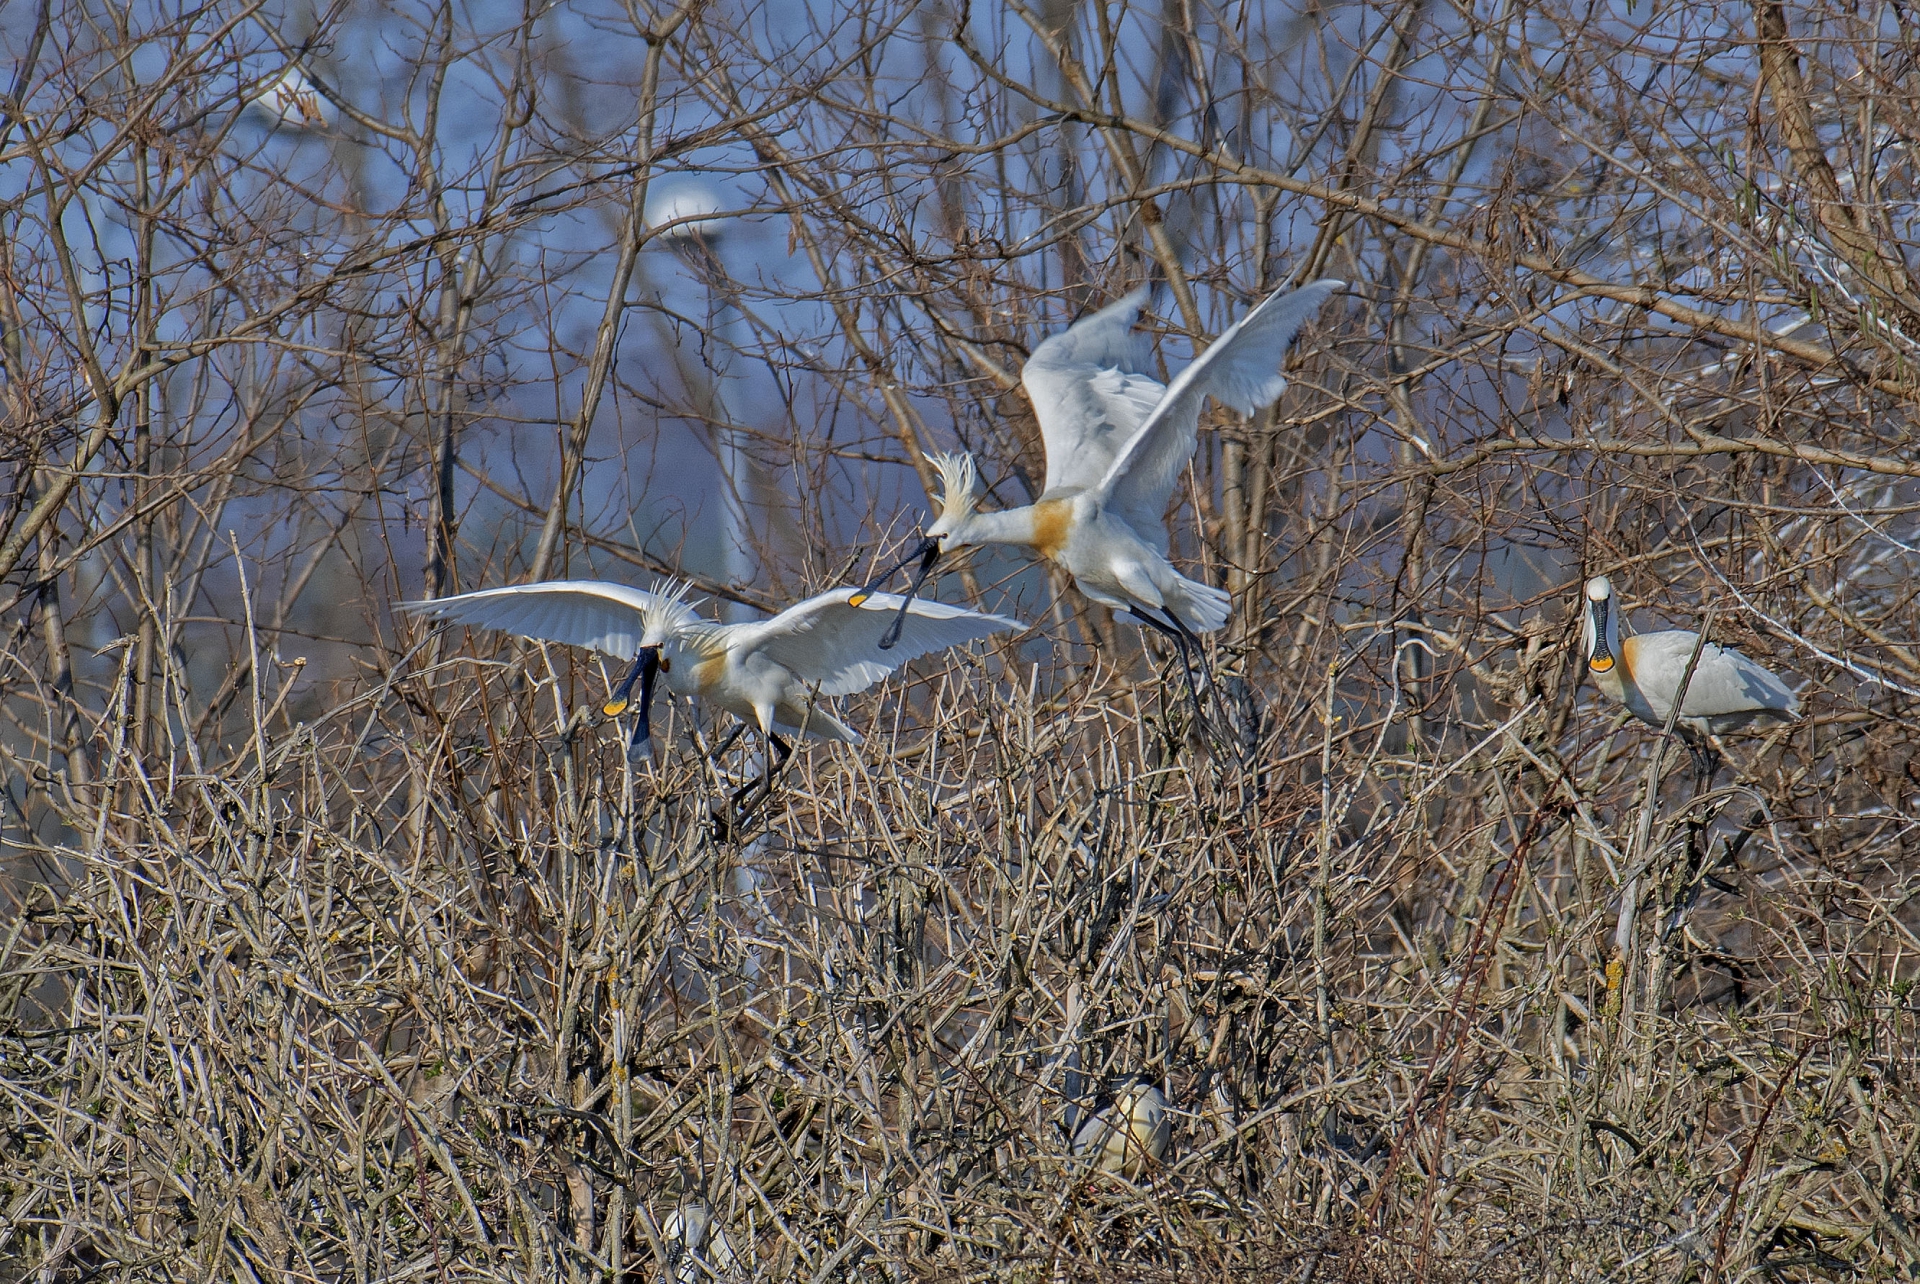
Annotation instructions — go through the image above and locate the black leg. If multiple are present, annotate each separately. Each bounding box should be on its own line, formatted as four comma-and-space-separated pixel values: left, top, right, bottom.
1163, 607, 1220, 706
1134, 607, 1215, 737
766, 734, 792, 790
711, 721, 748, 763
727, 733, 794, 824
1684, 736, 1720, 793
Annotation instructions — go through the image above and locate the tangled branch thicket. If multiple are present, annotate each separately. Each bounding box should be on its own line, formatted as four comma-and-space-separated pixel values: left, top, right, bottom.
4, 0, 1920, 1279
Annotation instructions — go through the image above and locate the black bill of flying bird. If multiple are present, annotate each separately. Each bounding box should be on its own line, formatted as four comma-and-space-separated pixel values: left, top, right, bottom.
847, 537, 942, 649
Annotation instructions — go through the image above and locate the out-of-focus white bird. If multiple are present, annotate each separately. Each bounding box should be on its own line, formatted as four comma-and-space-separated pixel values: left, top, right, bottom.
661, 1200, 737, 1282
645, 177, 729, 245
855, 279, 1341, 707
1070, 1078, 1171, 1181
248, 65, 330, 130
1582, 574, 1800, 780
405, 578, 1020, 797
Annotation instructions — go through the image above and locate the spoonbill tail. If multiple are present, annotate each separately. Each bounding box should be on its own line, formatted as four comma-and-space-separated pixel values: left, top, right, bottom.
1582, 574, 1800, 782
406, 579, 1021, 803
854, 278, 1342, 712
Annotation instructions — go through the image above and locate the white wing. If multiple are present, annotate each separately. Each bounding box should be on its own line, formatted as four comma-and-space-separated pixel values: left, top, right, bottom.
1021, 288, 1169, 495
743, 589, 1023, 697
1629, 631, 1801, 719
401, 581, 659, 658
1097, 279, 1343, 534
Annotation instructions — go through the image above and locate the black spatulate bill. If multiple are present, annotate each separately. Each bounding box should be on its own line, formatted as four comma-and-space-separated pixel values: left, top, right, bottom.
847, 538, 941, 650
606, 646, 660, 763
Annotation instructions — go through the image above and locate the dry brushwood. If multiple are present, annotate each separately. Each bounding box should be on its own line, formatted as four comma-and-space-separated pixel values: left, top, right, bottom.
5, 0, 1920, 1281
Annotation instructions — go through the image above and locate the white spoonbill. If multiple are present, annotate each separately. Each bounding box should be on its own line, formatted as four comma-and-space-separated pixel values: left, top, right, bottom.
854, 279, 1343, 691
406, 578, 1021, 796
1582, 574, 1799, 780
1070, 1078, 1172, 1180
660, 1199, 737, 1283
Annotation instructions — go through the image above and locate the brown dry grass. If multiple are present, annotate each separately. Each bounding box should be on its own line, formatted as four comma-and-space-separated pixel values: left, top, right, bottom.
3, 579, 1915, 1281
7, 0, 1920, 1279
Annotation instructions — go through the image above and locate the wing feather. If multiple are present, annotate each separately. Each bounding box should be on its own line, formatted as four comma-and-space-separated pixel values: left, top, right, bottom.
744, 589, 1024, 697
401, 582, 659, 658
1021, 288, 1167, 495
1097, 279, 1343, 532
1628, 631, 1801, 719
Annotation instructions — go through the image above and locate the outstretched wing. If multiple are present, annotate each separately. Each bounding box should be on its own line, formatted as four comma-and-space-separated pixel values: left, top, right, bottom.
401, 581, 659, 658
1021, 288, 1169, 495
1097, 279, 1343, 535
744, 589, 1024, 697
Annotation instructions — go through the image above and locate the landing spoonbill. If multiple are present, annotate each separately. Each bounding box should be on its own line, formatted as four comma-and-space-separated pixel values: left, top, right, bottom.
1582, 574, 1800, 782
406, 579, 1021, 802
854, 278, 1342, 706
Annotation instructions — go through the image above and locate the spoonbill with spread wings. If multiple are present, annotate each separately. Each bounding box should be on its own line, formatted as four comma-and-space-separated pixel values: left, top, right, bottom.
407, 579, 1021, 803
854, 279, 1342, 707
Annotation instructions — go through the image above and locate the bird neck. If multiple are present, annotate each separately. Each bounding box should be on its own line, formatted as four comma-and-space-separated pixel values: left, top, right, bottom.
960, 504, 1042, 548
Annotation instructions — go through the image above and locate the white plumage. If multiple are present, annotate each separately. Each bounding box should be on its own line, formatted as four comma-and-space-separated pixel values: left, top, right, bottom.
1581, 574, 1800, 774
249, 65, 330, 130
405, 579, 1022, 765
1070, 1079, 1171, 1181
660, 1200, 737, 1282
900, 278, 1342, 639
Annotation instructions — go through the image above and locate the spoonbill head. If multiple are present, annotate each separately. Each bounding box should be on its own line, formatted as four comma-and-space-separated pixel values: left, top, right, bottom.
1581, 574, 1800, 774
921, 451, 983, 549
406, 579, 1022, 778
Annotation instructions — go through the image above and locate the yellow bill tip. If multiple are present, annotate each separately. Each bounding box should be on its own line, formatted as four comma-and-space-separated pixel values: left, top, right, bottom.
1588, 656, 1614, 674
602, 699, 629, 717
847, 592, 870, 607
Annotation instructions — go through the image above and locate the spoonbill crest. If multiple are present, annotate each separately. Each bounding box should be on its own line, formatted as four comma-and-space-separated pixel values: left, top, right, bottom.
1582, 574, 1800, 781
407, 579, 1021, 802
854, 278, 1342, 710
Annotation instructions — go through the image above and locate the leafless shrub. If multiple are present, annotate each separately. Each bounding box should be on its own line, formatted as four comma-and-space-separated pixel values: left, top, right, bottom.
3, 0, 1919, 1280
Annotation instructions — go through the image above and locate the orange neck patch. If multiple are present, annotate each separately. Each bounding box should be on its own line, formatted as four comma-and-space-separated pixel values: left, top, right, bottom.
1031, 499, 1072, 561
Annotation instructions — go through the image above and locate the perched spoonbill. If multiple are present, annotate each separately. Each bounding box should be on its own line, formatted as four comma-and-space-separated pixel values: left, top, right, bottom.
660, 1199, 737, 1283
853, 278, 1341, 707
1070, 1078, 1172, 1180
1582, 574, 1800, 781
406, 579, 1021, 799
